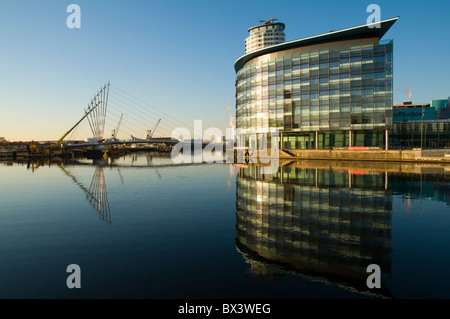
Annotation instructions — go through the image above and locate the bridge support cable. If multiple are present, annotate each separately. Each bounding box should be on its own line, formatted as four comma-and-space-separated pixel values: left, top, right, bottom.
108, 85, 204, 138
83, 82, 110, 142
55, 84, 108, 146
106, 107, 151, 138
107, 94, 175, 138
109, 84, 193, 128
108, 101, 160, 133
107, 102, 171, 138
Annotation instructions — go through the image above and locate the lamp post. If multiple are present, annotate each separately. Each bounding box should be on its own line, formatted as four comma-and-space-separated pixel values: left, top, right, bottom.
420, 105, 424, 150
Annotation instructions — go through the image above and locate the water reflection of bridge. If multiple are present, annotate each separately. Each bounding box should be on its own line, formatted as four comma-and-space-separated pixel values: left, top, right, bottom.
53, 152, 213, 224
60, 165, 111, 224
236, 164, 394, 298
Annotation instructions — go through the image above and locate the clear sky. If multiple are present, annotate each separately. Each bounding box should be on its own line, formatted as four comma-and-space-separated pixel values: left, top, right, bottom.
0, 0, 449, 141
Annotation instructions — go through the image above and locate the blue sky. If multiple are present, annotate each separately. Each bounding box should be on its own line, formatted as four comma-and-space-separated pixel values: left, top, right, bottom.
0, 0, 449, 141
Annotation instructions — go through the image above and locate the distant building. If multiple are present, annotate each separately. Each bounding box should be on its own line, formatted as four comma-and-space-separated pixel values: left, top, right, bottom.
390, 99, 450, 148
392, 99, 450, 122
432, 98, 450, 120
393, 101, 434, 122
431, 99, 449, 112
390, 120, 450, 148
245, 18, 285, 54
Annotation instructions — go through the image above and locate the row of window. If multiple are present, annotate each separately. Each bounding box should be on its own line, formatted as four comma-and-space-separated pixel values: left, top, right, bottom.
237, 80, 391, 97
250, 26, 284, 33
237, 179, 391, 207
236, 41, 393, 133
240, 53, 389, 67
246, 39, 285, 44
248, 32, 284, 37
237, 44, 392, 78
237, 92, 392, 104
237, 62, 390, 82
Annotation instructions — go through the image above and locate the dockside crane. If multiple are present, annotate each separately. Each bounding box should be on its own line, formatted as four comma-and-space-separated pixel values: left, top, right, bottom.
111, 114, 123, 141
146, 119, 161, 140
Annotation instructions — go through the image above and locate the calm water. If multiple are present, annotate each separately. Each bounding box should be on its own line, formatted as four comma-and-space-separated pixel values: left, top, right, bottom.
1, 152, 450, 299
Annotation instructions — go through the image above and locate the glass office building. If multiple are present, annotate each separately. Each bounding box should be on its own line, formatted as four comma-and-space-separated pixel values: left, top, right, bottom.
390, 100, 450, 148
234, 18, 398, 150
391, 120, 450, 148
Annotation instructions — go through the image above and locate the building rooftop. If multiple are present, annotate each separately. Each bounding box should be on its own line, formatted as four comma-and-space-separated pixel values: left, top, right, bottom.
248, 22, 286, 32
235, 17, 399, 72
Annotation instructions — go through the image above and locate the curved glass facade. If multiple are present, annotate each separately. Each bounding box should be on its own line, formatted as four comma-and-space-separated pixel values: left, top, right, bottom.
235, 38, 393, 149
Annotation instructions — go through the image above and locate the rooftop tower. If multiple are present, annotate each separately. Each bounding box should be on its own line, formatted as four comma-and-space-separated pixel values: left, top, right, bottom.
245, 18, 286, 54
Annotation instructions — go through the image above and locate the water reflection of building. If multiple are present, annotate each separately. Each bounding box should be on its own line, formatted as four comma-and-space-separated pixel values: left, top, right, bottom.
389, 173, 450, 206
236, 164, 393, 296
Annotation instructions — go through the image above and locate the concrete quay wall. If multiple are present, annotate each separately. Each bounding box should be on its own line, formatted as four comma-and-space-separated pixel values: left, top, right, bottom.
276, 149, 450, 164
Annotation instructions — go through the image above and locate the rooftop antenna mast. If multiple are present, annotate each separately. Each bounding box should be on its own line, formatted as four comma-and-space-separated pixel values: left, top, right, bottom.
259, 18, 278, 24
